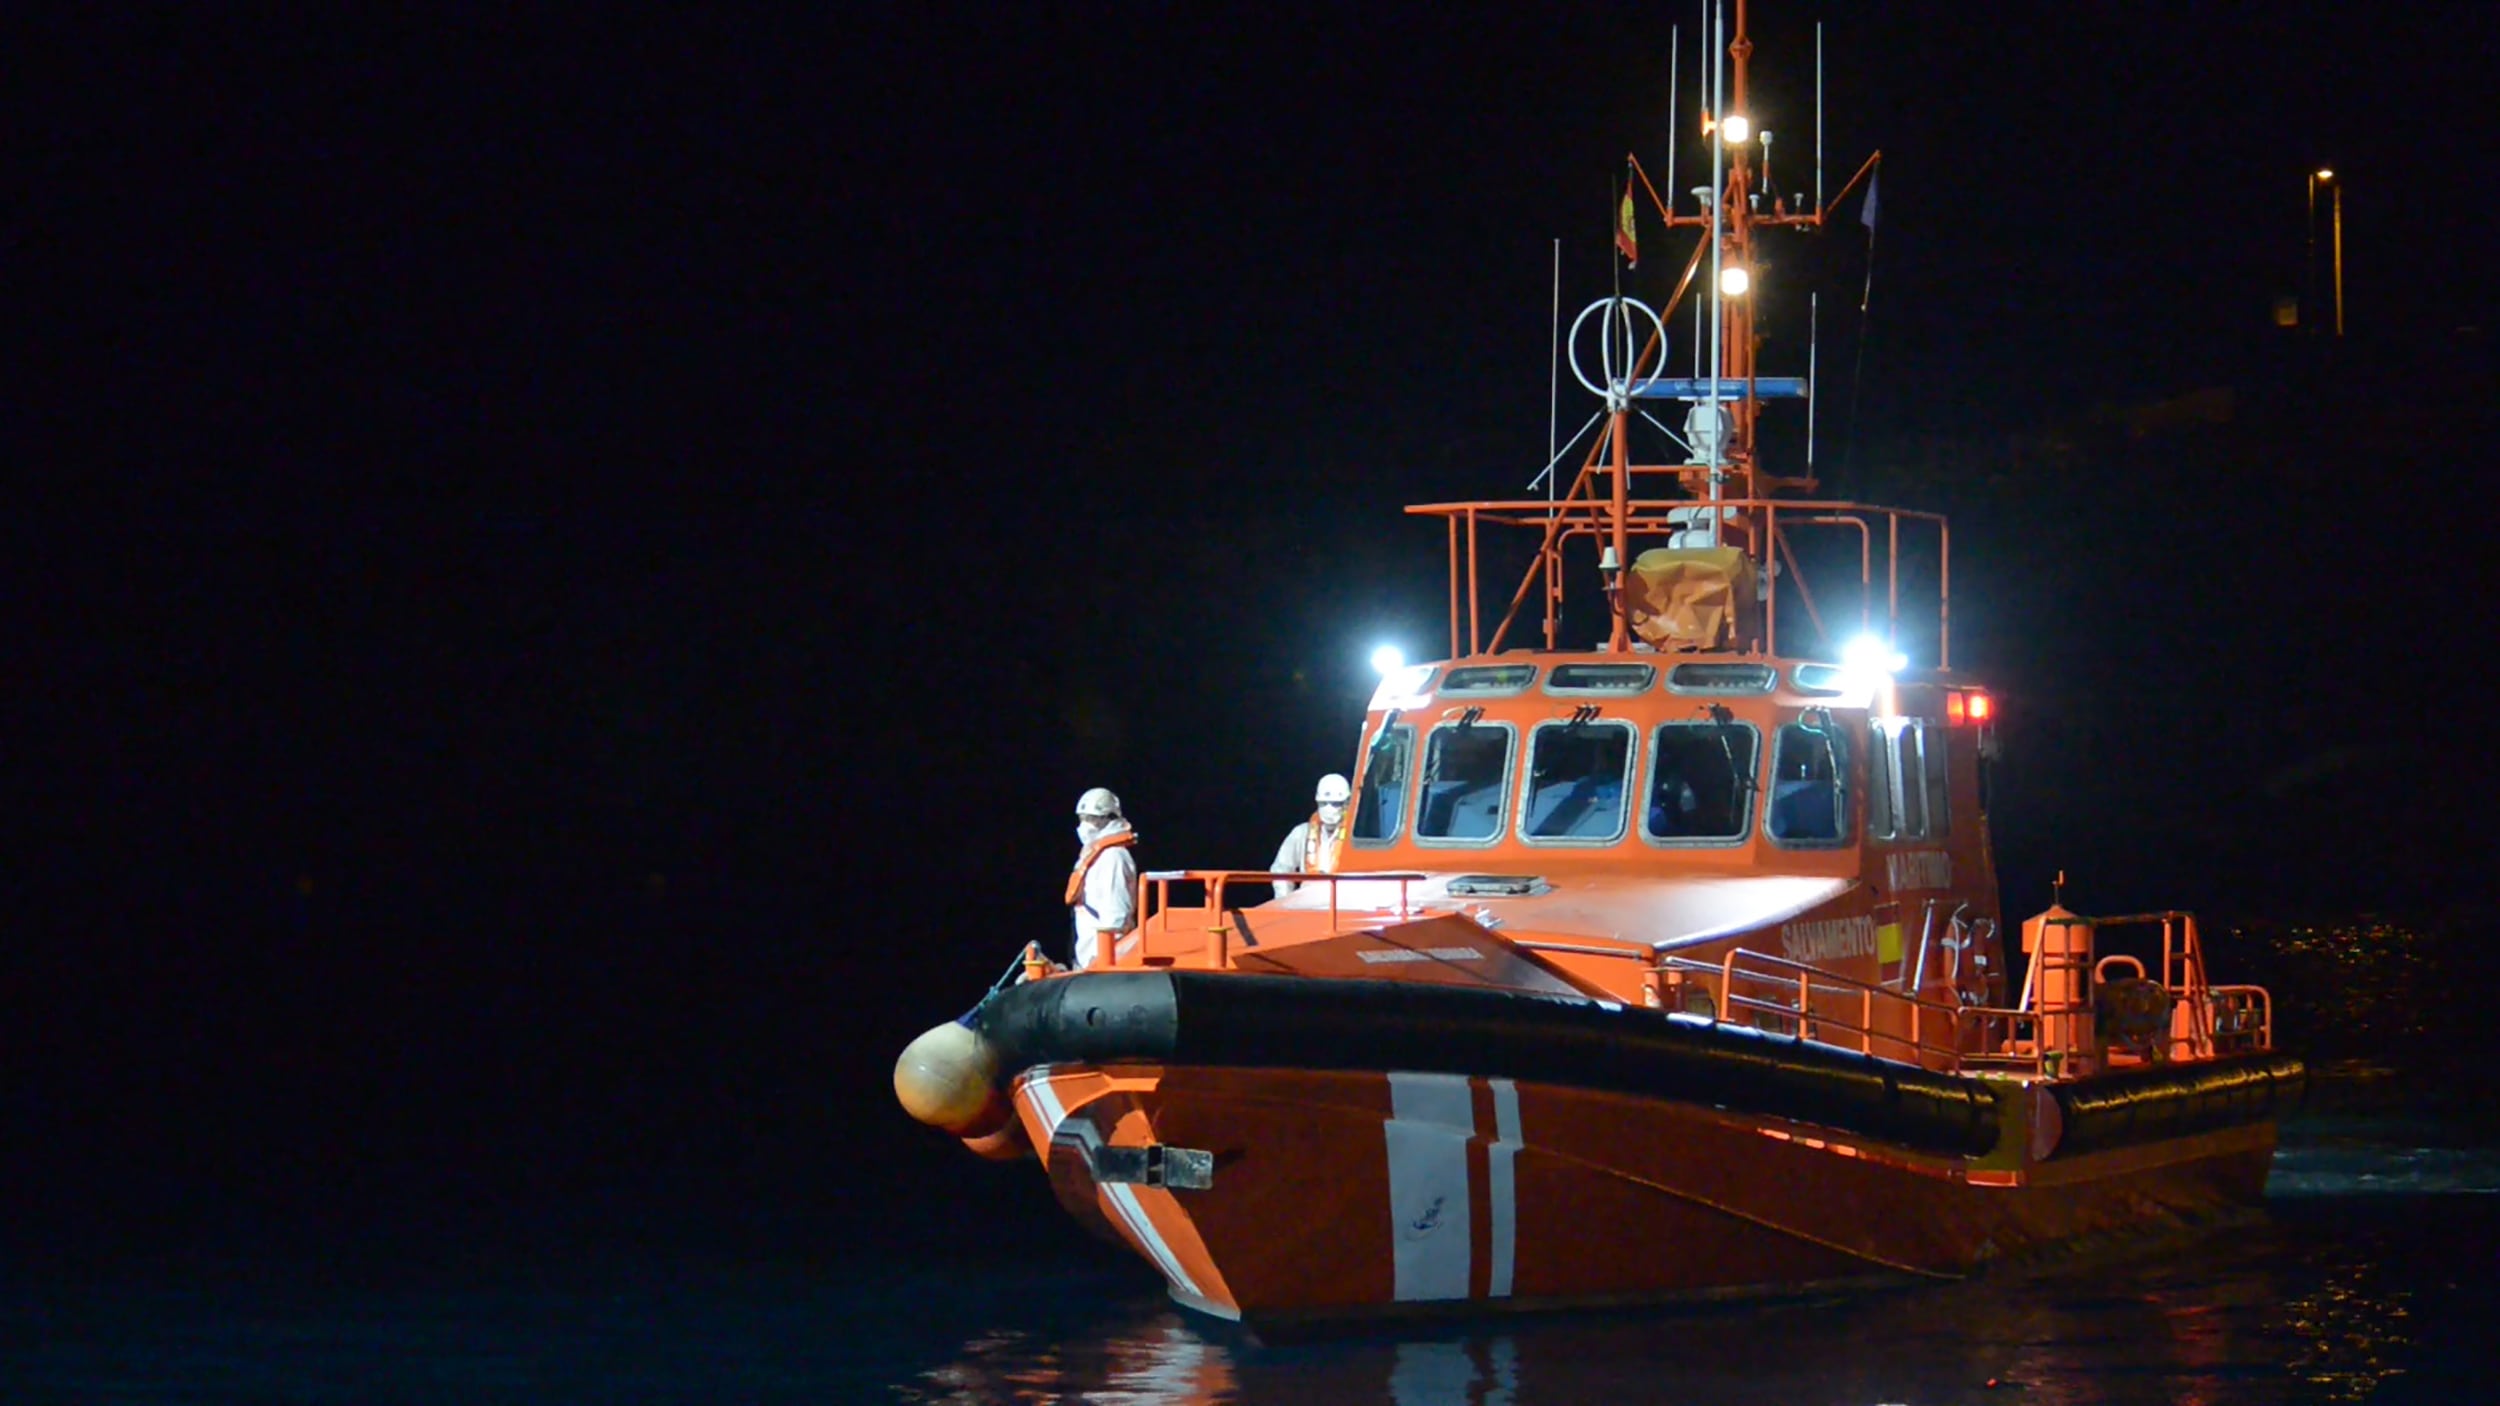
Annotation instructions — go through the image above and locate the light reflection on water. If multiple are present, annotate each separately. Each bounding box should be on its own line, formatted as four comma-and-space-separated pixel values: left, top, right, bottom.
2, 1131, 2488, 1403
897, 1142, 2500, 1406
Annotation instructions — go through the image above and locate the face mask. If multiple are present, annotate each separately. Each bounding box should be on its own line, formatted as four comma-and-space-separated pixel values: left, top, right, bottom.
1077, 819, 1105, 844
1317, 803, 1346, 826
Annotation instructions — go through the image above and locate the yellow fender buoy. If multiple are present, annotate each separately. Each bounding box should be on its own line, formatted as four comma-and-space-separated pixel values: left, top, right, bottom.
893, 1021, 1006, 1136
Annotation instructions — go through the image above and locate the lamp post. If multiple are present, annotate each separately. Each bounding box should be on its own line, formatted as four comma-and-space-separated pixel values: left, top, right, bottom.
2330, 176, 2344, 337
2309, 168, 2343, 337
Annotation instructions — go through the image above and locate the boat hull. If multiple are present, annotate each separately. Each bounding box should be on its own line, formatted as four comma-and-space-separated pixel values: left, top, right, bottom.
1016, 1062, 2281, 1325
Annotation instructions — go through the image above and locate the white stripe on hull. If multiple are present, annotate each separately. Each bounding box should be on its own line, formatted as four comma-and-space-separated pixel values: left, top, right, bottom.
1488, 1077, 1522, 1298
1023, 1070, 1206, 1302
1385, 1072, 1475, 1302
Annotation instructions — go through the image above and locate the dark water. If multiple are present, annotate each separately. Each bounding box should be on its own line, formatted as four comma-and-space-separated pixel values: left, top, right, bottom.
8, 907, 2492, 1402
5, 1109, 2494, 1405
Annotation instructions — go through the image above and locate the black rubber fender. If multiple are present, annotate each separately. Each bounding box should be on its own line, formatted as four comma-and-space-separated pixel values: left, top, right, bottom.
2047, 1051, 2309, 1159
975, 970, 2002, 1158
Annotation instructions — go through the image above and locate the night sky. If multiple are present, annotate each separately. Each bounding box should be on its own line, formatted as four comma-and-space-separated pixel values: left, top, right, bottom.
11, 4, 2500, 1255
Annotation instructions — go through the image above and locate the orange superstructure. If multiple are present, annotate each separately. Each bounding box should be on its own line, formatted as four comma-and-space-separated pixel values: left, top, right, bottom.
892, 2, 2302, 1328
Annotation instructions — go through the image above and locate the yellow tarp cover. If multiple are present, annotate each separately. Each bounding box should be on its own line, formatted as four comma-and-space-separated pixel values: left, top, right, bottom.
1629, 546, 1759, 652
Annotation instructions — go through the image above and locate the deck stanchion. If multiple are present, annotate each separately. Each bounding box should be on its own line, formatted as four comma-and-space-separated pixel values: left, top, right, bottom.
1939, 518, 1951, 668
1466, 508, 1481, 656
1887, 511, 1899, 644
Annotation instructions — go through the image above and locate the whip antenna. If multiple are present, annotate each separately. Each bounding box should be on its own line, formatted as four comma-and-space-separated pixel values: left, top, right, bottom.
1665, 27, 1679, 222
1808, 292, 1819, 471
1549, 238, 1560, 503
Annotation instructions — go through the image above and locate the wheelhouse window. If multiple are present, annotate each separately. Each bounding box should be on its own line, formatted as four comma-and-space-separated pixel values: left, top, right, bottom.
1438, 664, 1538, 697
1790, 663, 1847, 696
1415, 721, 1515, 844
1645, 721, 1759, 842
1868, 719, 1951, 841
1668, 662, 1778, 695
1767, 718, 1851, 845
1544, 663, 1655, 696
1351, 724, 1414, 845
1922, 723, 1952, 837
1520, 720, 1634, 843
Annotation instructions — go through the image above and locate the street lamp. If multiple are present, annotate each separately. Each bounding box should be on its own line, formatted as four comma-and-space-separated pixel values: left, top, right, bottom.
2308, 169, 2343, 337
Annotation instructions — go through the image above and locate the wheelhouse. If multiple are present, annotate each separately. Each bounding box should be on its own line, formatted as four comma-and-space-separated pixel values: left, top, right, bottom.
1346, 655, 1997, 873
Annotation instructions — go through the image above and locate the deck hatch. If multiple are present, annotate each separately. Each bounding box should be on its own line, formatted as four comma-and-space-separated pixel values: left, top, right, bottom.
1445, 874, 1549, 897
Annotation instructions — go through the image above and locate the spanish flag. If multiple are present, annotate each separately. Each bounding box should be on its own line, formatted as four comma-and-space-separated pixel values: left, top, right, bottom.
1615, 167, 1638, 267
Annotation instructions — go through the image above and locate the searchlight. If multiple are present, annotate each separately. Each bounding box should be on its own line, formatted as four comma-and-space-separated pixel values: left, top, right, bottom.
1841, 634, 1907, 676
1368, 644, 1434, 711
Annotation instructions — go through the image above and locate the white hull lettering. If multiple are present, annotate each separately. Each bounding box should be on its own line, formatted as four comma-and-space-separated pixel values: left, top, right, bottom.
1779, 915, 1876, 962
1886, 851, 1954, 892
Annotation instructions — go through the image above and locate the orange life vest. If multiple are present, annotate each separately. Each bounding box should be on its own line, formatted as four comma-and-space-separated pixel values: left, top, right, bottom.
1064, 829, 1138, 906
1302, 813, 1345, 875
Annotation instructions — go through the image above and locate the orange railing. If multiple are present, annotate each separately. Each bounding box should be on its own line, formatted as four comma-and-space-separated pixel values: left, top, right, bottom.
2206, 985, 2274, 1055
1098, 870, 1427, 970
2072, 911, 2274, 1064
1661, 949, 1974, 1070
1087, 879, 2274, 1079
1405, 495, 1949, 664
1659, 939, 2272, 1080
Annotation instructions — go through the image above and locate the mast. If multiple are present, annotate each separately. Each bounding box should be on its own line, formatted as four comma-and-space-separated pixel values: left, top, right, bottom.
1412, 0, 1925, 667
1723, 0, 1757, 512
1706, 0, 1726, 540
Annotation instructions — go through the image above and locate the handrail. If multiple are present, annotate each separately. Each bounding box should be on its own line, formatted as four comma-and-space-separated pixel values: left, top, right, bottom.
2205, 984, 2274, 1054
1405, 494, 1951, 662
1114, 870, 1428, 970
1107, 884, 2275, 1074
1706, 947, 1970, 1066
1679, 944, 2269, 1079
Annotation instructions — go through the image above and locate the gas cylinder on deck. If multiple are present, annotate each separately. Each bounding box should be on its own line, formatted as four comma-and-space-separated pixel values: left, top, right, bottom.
2021, 903, 2097, 1074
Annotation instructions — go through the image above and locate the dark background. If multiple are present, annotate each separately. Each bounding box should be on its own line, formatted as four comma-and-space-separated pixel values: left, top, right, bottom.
9, 3, 2498, 1264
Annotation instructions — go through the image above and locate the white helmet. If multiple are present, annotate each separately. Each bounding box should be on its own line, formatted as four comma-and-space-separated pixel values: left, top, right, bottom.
1314, 774, 1352, 805
1075, 786, 1123, 819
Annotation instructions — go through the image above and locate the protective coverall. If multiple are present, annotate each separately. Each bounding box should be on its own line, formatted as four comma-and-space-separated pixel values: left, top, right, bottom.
1068, 790, 1139, 967
1270, 773, 1350, 898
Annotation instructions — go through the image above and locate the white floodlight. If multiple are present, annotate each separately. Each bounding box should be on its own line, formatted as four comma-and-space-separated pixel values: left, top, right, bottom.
1842, 634, 1908, 675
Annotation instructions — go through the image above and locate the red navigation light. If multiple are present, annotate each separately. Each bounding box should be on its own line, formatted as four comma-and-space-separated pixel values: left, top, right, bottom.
1967, 692, 1994, 723
1946, 693, 1967, 725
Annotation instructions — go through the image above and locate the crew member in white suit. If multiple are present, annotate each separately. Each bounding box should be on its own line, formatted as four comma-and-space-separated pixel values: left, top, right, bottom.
1269, 772, 1351, 898
1067, 787, 1138, 968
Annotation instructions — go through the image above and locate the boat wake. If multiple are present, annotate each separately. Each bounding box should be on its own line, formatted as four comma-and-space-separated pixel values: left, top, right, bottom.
2266, 1140, 2500, 1197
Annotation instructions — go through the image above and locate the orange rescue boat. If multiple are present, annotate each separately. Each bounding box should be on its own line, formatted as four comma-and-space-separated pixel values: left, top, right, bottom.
895, 4, 2302, 1329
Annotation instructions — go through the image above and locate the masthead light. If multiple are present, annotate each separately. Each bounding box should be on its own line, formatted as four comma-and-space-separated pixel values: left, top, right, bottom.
1718, 266, 1752, 297
1721, 114, 1752, 144
1370, 644, 1406, 676
2315, 167, 2335, 181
